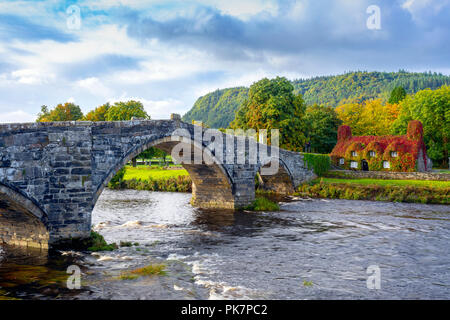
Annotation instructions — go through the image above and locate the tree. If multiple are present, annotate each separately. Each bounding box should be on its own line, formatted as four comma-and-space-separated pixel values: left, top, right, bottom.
388, 86, 407, 104
335, 98, 400, 136
104, 100, 150, 167
230, 77, 306, 151
138, 147, 168, 166
335, 100, 365, 135
392, 85, 450, 167
105, 100, 149, 121
304, 104, 342, 153
84, 103, 111, 121
36, 102, 83, 122
37, 105, 49, 121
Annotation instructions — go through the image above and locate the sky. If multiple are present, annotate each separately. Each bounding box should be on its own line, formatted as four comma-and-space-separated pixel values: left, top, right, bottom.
0, 0, 449, 122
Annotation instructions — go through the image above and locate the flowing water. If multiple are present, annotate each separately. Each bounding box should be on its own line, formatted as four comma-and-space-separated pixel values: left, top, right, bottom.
0, 189, 449, 300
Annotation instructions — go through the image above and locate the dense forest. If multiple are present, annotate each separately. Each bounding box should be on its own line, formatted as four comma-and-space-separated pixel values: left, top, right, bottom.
182, 87, 248, 128
182, 71, 450, 128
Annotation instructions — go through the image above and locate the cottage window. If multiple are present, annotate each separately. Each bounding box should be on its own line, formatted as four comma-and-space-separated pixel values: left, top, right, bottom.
350, 161, 358, 168
369, 151, 376, 157
383, 161, 390, 169
351, 151, 357, 157
339, 158, 344, 165
391, 151, 398, 157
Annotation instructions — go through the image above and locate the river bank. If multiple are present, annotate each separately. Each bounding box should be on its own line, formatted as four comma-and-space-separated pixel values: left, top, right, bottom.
296, 178, 449, 204
116, 166, 449, 205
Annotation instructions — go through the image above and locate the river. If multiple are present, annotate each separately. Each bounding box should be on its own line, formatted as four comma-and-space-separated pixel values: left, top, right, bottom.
0, 189, 449, 299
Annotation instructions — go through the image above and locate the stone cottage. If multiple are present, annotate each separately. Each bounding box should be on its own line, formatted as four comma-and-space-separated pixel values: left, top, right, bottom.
330, 120, 432, 172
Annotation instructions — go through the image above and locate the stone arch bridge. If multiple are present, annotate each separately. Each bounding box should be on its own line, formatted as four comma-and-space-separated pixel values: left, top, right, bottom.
0, 119, 315, 248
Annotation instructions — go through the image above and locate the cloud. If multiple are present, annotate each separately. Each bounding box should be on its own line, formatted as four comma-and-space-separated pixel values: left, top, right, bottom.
64, 54, 142, 79
0, 110, 36, 123
0, 14, 76, 42
107, 96, 185, 119
121, 0, 450, 71
10, 68, 55, 85
0, 0, 448, 124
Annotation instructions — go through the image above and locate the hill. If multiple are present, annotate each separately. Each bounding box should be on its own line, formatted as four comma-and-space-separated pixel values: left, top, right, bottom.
182, 87, 248, 128
182, 71, 450, 128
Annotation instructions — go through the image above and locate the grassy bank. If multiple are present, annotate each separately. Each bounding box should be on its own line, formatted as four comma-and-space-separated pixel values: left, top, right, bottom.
122, 175, 192, 192
115, 166, 449, 205
124, 165, 189, 180
319, 177, 450, 189
297, 178, 449, 204
110, 165, 191, 192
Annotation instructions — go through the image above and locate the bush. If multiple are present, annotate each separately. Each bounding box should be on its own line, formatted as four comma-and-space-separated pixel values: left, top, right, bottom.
296, 181, 449, 205
244, 197, 280, 211
303, 153, 331, 176
122, 175, 192, 192
87, 231, 118, 252
108, 167, 126, 189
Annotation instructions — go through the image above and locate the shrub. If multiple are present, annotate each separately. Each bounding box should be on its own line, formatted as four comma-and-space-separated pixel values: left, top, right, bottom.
296, 181, 449, 205
108, 167, 126, 189
87, 231, 118, 252
303, 153, 331, 176
244, 197, 280, 211
121, 176, 192, 192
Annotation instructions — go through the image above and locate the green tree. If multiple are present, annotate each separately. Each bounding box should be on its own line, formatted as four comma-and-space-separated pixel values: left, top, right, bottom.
230, 77, 306, 151
37, 105, 49, 121
104, 100, 150, 167
106, 100, 149, 121
36, 102, 83, 122
392, 85, 450, 167
84, 103, 111, 121
138, 147, 168, 165
388, 86, 407, 104
304, 104, 342, 153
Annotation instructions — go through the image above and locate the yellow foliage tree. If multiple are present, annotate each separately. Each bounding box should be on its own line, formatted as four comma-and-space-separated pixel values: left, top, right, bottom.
336, 99, 400, 136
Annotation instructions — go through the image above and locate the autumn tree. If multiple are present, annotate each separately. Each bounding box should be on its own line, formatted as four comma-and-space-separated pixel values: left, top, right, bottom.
230, 77, 306, 151
36, 102, 84, 122
392, 85, 449, 167
335, 100, 365, 135
84, 103, 111, 121
336, 98, 400, 136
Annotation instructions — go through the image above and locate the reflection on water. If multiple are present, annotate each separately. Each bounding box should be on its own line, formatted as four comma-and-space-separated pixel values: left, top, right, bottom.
0, 189, 449, 300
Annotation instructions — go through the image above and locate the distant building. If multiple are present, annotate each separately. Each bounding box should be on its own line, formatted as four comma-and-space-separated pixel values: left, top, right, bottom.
330, 120, 432, 172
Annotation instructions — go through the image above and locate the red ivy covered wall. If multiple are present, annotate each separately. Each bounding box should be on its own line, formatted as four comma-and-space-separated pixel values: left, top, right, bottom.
330, 120, 427, 172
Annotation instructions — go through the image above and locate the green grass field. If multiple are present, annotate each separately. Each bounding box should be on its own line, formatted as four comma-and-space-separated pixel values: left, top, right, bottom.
320, 177, 450, 189
123, 165, 188, 181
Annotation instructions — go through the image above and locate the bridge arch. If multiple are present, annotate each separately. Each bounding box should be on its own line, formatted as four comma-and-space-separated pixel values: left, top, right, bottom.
257, 157, 295, 194
94, 135, 236, 209
0, 183, 49, 249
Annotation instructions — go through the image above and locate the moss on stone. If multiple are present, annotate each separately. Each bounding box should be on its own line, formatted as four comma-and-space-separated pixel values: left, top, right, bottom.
87, 231, 118, 252
118, 264, 167, 280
